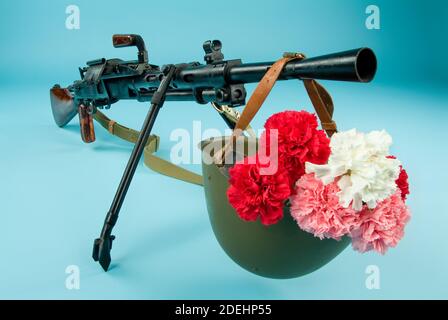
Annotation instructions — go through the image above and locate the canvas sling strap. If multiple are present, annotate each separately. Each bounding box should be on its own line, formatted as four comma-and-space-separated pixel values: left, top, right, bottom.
93, 110, 204, 186
93, 53, 337, 186
92, 104, 253, 187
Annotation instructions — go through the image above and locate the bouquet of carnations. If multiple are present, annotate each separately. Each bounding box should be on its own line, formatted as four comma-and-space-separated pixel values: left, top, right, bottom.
227, 110, 410, 254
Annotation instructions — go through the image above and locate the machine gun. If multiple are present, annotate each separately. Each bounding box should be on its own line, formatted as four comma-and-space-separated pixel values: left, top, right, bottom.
50, 34, 377, 271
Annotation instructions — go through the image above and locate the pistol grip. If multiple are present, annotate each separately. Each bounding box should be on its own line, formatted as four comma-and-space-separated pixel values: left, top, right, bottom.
78, 104, 96, 143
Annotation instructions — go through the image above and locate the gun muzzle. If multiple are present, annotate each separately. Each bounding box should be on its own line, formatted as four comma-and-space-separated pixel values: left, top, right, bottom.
287, 47, 377, 82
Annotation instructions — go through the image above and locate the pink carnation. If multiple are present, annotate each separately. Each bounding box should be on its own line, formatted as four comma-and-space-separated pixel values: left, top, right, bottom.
350, 190, 411, 254
290, 173, 360, 240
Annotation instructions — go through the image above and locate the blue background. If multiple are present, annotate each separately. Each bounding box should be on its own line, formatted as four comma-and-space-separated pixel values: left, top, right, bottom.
0, 0, 447, 299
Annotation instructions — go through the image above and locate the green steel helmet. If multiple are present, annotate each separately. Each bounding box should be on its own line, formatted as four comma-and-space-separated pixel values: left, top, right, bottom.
200, 137, 349, 279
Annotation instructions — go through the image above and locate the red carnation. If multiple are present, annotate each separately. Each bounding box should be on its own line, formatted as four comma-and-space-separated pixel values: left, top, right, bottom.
259, 110, 331, 187
227, 155, 291, 226
387, 156, 410, 201
396, 168, 410, 201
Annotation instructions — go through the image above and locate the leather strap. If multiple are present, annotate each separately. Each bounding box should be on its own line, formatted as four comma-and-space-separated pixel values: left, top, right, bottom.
235, 53, 337, 137
216, 53, 337, 164
303, 79, 337, 136
214, 53, 305, 164
234, 53, 305, 133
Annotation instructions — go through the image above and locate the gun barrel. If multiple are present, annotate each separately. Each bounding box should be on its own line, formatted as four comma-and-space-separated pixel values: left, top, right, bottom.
175, 48, 377, 89
230, 48, 377, 83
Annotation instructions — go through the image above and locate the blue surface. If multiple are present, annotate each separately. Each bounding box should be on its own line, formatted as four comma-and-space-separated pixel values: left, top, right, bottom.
0, 0, 447, 299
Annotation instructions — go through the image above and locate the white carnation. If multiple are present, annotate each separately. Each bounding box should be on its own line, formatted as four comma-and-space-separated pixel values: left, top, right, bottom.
305, 129, 400, 211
